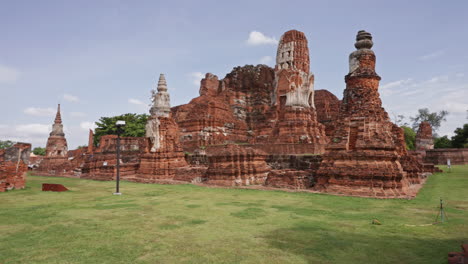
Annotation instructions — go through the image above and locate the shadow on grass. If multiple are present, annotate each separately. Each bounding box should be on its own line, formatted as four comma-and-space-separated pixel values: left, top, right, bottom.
263, 222, 463, 264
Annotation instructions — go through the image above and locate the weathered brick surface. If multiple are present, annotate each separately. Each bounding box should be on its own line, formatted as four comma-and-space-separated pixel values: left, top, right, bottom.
205, 144, 270, 186
42, 183, 68, 192
0, 143, 31, 192
425, 148, 468, 165
315, 89, 341, 137
415, 121, 434, 151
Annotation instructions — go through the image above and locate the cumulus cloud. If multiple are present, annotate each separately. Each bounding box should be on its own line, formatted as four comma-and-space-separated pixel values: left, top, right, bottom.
63, 94, 79, 102
0, 123, 50, 148
259, 56, 273, 65
70, 112, 86, 117
80, 121, 96, 131
0, 64, 21, 84
189, 72, 204, 86
128, 98, 145, 105
23, 107, 56, 116
246, 31, 277, 46
418, 50, 445, 61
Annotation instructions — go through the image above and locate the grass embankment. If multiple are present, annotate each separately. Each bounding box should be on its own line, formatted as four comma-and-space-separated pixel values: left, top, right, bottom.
0, 166, 467, 263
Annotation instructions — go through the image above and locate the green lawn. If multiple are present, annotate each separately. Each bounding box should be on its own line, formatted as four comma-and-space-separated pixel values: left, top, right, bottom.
1, 166, 467, 264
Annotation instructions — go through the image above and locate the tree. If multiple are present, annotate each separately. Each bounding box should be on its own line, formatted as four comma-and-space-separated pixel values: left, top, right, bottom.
410, 108, 448, 135
401, 126, 416, 150
32, 147, 46, 156
94, 113, 149, 146
451, 124, 468, 148
0, 140, 15, 149
434, 136, 452, 148
392, 113, 409, 127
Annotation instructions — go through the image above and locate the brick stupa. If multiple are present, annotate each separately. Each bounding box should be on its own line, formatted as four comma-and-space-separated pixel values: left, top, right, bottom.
46, 104, 68, 157
37, 104, 71, 175
415, 122, 434, 151
136, 74, 188, 182
315, 30, 422, 198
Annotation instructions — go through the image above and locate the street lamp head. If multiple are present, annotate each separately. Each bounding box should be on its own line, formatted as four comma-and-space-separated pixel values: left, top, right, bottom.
116, 120, 126, 127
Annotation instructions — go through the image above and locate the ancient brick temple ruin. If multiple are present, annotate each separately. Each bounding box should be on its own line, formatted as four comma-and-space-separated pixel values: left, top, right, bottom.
0, 143, 31, 192
172, 30, 327, 154
33, 29, 439, 198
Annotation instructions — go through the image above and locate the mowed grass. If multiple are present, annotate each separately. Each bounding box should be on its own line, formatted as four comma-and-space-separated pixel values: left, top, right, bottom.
1, 166, 467, 264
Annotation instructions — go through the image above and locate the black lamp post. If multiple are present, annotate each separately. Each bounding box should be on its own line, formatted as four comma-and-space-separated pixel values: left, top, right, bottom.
113, 120, 126, 195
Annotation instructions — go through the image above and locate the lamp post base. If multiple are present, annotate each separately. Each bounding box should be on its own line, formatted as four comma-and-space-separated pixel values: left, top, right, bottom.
113, 192, 122, 195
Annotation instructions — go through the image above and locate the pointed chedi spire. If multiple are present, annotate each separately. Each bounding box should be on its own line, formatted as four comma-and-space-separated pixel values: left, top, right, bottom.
54, 104, 62, 124
157, 73, 168, 92
45, 103, 68, 157
149, 73, 171, 117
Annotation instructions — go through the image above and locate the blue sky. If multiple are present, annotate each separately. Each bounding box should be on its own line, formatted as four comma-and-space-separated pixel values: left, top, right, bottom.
1, 0, 467, 148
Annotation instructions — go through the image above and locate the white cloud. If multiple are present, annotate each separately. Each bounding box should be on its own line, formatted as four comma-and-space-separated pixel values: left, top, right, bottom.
246, 31, 277, 46
379, 78, 413, 96
24, 107, 55, 116
418, 50, 445, 61
80, 121, 96, 131
259, 56, 273, 65
70, 112, 86, 117
63, 94, 79, 102
455, 73, 465, 78
189, 72, 204, 86
15, 124, 50, 135
0, 64, 20, 84
426, 75, 448, 84
0, 123, 50, 148
128, 98, 145, 105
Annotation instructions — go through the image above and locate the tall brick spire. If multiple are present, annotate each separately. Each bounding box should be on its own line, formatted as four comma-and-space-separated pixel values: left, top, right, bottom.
54, 104, 62, 124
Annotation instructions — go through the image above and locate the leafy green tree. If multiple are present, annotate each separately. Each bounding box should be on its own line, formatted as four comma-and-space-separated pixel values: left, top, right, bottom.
434, 136, 452, 148
401, 126, 416, 150
451, 124, 468, 148
32, 147, 46, 156
0, 140, 15, 149
94, 113, 149, 146
410, 108, 448, 135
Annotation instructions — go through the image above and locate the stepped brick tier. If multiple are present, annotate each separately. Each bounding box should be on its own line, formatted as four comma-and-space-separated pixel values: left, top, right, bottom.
0, 143, 31, 192
205, 144, 270, 186
315, 30, 423, 198
314, 90, 341, 137
172, 30, 327, 155
425, 148, 468, 165
415, 122, 434, 151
